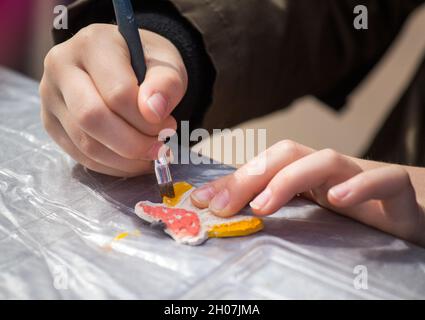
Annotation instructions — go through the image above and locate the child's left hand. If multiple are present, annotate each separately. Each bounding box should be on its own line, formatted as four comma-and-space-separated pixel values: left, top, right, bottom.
190, 140, 425, 246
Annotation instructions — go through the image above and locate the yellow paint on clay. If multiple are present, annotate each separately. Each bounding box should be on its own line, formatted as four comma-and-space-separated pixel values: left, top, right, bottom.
163, 181, 193, 207
208, 218, 264, 238
163, 182, 264, 238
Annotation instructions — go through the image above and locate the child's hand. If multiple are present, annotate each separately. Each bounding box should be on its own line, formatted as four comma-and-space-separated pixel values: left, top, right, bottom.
40, 24, 187, 177
191, 140, 425, 246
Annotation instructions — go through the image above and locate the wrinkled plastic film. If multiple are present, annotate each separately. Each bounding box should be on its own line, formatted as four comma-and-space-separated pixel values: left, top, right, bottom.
1, 67, 425, 299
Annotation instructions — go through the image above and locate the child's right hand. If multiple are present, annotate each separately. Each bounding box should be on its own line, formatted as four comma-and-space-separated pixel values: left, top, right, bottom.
40, 24, 188, 177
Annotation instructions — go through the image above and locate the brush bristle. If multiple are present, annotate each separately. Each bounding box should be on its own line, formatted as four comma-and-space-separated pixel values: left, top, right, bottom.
159, 182, 175, 198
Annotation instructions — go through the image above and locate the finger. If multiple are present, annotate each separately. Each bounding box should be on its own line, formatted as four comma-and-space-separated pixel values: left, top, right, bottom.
138, 30, 187, 123
190, 175, 228, 209
329, 166, 425, 243
190, 140, 314, 216
40, 79, 153, 176
74, 24, 177, 136
250, 149, 362, 216
41, 108, 140, 177
51, 101, 154, 175
56, 65, 163, 161
328, 166, 417, 212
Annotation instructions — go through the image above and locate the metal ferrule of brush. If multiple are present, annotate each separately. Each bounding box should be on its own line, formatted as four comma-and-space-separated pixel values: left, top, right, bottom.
154, 156, 175, 198
154, 157, 172, 185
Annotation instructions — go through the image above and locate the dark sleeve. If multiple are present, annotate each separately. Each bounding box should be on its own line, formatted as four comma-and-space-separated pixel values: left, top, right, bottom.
52, 0, 215, 130
166, 0, 425, 130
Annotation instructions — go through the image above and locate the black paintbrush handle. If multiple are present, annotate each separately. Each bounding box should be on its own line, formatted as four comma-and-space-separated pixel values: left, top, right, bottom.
112, 0, 147, 84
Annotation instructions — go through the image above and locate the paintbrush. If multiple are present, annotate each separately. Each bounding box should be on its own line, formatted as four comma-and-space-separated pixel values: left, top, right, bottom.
112, 0, 175, 198
154, 156, 175, 198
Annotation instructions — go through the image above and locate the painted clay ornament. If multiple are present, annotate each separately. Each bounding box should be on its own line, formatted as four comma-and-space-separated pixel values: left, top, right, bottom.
134, 182, 264, 245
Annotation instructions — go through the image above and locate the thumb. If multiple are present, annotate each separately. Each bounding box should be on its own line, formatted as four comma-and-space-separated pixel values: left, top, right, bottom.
138, 61, 187, 124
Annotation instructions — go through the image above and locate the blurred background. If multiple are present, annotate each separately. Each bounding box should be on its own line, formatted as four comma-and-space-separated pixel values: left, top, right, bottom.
194, 3, 425, 165
0, 0, 69, 79
1, 1, 425, 166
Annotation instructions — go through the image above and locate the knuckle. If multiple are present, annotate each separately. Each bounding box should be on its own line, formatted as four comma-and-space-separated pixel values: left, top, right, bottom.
225, 172, 257, 208
353, 173, 369, 189
75, 104, 105, 129
77, 134, 99, 158
44, 44, 64, 70
275, 139, 299, 160
391, 166, 411, 185
232, 169, 250, 187
74, 24, 111, 51
321, 148, 341, 164
76, 24, 101, 44
104, 82, 135, 111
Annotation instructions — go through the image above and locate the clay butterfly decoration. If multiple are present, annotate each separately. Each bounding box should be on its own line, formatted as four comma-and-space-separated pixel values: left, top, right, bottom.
134, 182, 264, 245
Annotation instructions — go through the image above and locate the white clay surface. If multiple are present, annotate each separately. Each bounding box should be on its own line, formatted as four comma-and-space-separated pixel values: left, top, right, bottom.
134, 189, 258, 246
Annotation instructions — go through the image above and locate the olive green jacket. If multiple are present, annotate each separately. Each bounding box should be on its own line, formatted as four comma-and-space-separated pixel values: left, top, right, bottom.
54, 0, 425, 164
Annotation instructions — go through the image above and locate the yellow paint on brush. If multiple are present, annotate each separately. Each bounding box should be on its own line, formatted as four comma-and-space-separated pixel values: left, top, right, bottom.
208, 218, 264, 238
163, 181, 193, 207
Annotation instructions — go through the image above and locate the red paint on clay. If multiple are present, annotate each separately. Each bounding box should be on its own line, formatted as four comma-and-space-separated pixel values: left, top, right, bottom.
139, 204, 201, 237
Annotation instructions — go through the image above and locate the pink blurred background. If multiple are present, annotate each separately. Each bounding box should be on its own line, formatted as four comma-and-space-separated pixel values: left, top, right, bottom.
0, 0, 66, 79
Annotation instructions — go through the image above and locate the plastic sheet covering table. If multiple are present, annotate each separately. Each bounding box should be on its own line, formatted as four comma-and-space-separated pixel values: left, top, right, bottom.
0, 66, 425, 299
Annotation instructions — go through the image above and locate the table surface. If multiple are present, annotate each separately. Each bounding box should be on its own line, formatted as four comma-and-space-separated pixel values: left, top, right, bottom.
0, 66, 424, 299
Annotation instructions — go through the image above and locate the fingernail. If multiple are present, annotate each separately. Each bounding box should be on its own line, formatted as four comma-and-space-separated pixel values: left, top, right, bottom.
329, 184, 350, 200
192, 185, 215, 204
147, 93, 168, 120
210, 189, 230, 212
250, 188, 272, 210
148, 141, 164, 159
